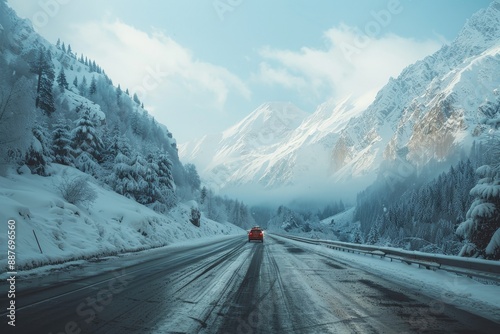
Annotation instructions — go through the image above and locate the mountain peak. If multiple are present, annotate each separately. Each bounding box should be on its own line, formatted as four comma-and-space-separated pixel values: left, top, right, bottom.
453, 1, 500, 55
247, 101, 307, 122
222, 102, 307, 141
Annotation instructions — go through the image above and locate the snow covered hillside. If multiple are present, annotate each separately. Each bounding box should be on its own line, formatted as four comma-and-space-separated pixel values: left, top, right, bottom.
0, 1, 247, 270
180, 1, 500, 201
0, 165, 243, 270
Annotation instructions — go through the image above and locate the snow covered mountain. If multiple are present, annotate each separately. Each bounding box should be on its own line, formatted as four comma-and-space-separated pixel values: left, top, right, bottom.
336, 0, 500, 175
180, 102, 309, 190
180, 1, 500, 201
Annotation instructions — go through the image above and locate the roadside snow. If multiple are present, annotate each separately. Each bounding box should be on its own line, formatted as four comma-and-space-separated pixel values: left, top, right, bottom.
276, 235, 500, 324
0, 165, 244, 272
0, 234, 243, 286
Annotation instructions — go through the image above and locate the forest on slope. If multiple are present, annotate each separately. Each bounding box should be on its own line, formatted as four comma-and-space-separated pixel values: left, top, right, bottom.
0, 1, 256, 230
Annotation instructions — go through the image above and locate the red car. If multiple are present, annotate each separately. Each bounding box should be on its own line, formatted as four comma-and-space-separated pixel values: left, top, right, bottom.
248, 227, 264, 243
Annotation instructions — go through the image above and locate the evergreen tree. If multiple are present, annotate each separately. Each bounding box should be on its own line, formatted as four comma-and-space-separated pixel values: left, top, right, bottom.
156, 153, 174, 189
25, 123, 53, 175
230, 200, 241, 225
200, 186, 207, 204
71, 109, 102, 177
61, 42, 66, 53
133, 93, 140, 105
128, 154, 152, 204
155, 152, 176, 208
25, 140, 48, 175
72, 109, 103, 162
112, 153, 159, 206
202, 189, 227, 223
116, 84, 122, 101
30, 48, 55, 115
74, 151, 100, 176
73, 76, 78, 88
107, 129, 132, 161
89, 76, 97, 95
142, 156, 161, 204
55, 38, 61, 49
184, 163, 201, 192
56, 67, 68, 92
110, 152, 133, 197
457, 155, 500, 259
367, 217, 382, 245
52, 120, 73, 166
108, 148, 176, 211
79, 76, 87, 95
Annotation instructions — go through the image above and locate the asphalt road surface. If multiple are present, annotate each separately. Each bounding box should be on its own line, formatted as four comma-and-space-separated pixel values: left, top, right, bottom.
1, 234, 499, 333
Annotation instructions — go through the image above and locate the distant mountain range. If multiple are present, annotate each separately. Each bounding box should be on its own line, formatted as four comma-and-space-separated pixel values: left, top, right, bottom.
180, 1, 500, 203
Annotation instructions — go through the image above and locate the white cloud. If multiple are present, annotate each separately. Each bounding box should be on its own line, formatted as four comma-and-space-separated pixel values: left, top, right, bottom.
54, 18, 253, 143
255, 24, 443, 103
71, 19, 250, 108
257, 62, 308, 90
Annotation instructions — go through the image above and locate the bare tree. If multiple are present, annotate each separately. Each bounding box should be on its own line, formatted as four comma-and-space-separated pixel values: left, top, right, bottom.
57, 172, 97, 207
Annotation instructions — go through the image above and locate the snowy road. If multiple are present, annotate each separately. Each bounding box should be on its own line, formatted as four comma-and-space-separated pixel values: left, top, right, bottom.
1, 234, 499, 333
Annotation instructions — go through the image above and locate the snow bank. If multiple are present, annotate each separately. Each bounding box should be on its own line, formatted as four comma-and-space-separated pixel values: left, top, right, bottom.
0, 165, 244, 270
277, 235, 500, 323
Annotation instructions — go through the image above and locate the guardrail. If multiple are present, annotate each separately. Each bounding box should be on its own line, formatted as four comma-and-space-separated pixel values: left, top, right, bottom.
273, 234, 500, 282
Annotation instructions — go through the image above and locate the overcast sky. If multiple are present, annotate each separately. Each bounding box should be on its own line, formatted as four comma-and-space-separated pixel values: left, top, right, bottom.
7, 0, 492, 143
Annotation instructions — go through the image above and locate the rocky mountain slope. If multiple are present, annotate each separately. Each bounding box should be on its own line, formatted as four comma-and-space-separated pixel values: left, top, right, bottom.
180, 1, 500, 202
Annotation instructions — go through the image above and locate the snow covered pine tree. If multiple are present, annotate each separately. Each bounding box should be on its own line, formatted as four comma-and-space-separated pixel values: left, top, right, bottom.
71, 108, 103, 176
457, 164, 500, 259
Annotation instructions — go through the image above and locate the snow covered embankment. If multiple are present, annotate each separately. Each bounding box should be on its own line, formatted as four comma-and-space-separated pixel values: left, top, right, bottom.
0, 165, 244, 270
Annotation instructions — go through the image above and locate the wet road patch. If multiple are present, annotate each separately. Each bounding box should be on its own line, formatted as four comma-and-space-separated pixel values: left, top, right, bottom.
358, 279, 414, 303
286, 247, 305, 254
323, 261, 345, 270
